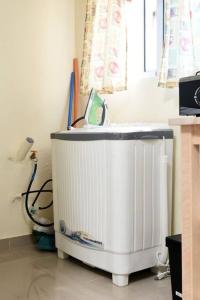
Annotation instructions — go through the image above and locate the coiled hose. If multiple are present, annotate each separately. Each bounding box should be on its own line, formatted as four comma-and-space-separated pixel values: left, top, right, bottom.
23, 161, 54, 227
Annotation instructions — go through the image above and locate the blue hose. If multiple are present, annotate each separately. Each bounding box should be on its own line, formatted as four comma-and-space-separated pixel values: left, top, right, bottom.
24, 162, 53, 227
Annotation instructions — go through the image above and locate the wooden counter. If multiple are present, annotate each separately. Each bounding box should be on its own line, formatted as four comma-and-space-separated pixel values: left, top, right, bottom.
169, 117, 200, 300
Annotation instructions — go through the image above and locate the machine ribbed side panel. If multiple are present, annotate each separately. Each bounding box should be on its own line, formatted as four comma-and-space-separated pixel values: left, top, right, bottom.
53, 138, 170, 254
54, 140, 107, 243
132, 141, 161, 252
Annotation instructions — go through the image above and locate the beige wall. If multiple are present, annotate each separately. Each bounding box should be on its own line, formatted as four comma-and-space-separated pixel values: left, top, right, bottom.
0, 0, 181, 240
0, 0, 75, 239
75, 0, 181, 233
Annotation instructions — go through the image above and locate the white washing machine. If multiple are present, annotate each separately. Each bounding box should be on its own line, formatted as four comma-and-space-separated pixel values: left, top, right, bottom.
51, 124, 173, 286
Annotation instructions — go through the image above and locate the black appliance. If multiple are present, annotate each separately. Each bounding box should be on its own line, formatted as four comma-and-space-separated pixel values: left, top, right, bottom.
166, 235, 182, 300
179, 71, 200, 116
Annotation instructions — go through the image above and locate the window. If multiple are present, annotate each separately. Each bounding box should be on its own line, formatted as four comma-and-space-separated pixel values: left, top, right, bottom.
144, 0, 164, 75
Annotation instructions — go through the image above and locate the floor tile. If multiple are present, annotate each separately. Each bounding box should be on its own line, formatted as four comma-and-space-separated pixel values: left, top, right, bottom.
0, 246, 172, 300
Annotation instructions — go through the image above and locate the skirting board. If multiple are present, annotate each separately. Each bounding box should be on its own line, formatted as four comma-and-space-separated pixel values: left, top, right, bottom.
0, 235, 33, 253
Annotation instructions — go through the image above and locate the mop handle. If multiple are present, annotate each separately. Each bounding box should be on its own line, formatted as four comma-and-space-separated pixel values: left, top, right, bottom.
67, 72, 75, 130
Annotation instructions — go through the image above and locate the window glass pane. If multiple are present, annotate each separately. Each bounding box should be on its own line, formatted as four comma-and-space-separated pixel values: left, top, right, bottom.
144, 0, 158, 73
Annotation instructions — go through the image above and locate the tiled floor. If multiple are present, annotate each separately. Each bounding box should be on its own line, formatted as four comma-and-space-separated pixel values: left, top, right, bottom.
0, 245, 172, 300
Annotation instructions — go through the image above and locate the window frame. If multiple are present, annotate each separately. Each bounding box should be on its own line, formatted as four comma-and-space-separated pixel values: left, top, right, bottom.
144, 0, 164, 77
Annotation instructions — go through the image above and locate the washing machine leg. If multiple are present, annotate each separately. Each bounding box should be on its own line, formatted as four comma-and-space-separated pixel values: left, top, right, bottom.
57, 249, 69, 260
112, 274, 129, 287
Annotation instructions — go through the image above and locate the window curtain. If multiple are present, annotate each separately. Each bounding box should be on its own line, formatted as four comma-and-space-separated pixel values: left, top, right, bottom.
159, 0, 200, 88
80, 0, 128, 95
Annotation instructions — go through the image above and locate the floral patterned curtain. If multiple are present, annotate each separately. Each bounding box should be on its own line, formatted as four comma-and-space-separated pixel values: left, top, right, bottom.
159, 0, 200, 88
80, 0, 127, 95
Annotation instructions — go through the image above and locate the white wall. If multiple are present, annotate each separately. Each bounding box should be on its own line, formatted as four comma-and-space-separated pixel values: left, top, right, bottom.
0, 0, 75, 239
75, 0, 181, 233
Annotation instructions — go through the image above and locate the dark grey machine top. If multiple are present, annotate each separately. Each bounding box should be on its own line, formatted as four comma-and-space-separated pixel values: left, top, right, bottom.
51, 126, 173, 141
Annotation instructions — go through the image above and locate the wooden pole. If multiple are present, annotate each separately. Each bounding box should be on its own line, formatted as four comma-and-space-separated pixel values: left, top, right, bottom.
73, 58, 79, 123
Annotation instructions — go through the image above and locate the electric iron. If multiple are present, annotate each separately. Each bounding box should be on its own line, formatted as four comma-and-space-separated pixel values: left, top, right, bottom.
84, 89, 109, 126
71, 89, 109, 128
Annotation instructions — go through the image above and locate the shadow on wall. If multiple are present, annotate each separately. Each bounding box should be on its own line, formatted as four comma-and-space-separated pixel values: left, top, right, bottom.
101, 78, 178, 124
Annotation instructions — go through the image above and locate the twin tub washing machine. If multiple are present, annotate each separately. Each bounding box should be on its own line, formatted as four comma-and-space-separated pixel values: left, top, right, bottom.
51, 124, 173, 286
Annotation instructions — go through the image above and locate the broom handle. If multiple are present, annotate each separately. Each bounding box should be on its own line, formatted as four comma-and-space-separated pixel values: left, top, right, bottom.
67, 72, 75, 130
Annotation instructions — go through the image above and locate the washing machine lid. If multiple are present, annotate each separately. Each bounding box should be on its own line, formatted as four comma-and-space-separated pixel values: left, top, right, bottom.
51, 123, 173, 141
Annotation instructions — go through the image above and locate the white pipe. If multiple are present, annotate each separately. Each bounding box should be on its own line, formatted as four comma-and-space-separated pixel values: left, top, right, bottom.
15, 137, 34, 161
156, 138, 169, 266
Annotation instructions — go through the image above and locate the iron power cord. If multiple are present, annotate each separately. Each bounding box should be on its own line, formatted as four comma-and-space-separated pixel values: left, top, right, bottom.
71, 116, 85, 127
